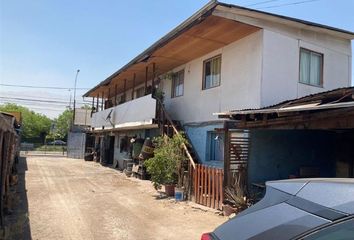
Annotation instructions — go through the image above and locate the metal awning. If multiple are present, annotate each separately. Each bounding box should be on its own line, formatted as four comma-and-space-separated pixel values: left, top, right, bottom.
216, 101, 354, 117
216, 87, 354, 118
217, 87, 354, 129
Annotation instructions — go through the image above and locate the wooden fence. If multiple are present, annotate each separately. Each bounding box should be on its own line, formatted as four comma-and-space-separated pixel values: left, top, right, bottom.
194, 164, 224, 210
0, 113, 18, 228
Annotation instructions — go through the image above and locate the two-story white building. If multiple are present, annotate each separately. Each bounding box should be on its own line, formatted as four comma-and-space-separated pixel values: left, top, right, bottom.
84, 1, 353, 203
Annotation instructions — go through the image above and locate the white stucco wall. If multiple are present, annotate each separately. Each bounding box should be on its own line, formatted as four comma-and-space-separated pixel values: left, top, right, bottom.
213, 8, 352, 108
162, 30, 263, 124
106, 12, 352, 122
261, 29, 351, 107
91, 94, 156, 129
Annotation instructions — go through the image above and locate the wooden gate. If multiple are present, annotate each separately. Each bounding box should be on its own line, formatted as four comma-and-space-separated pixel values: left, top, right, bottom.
193, 164, 224, 210
225, 130, 250, 194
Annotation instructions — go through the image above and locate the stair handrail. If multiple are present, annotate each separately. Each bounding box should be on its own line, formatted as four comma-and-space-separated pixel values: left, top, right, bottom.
156, 98, 196, 169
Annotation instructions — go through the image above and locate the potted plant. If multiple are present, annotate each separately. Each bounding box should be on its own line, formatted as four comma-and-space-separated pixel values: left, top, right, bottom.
144, 134, 187, 197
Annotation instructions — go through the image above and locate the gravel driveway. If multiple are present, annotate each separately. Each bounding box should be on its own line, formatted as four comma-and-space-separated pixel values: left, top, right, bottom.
20, 156, 225, 240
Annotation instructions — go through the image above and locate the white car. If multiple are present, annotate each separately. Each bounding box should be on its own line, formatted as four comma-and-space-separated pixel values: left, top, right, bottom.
201, 178, 354, 240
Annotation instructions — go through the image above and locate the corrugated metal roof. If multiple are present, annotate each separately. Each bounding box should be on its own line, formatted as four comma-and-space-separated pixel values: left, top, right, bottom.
216, 87, 354, 117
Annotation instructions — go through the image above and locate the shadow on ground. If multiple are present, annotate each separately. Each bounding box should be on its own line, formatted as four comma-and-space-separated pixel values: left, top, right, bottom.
4, 157, 32, 240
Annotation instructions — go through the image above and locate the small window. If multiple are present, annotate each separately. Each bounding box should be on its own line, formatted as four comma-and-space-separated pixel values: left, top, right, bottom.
207, 132, 224, 161
135, 87, 145, 98
299, 48, 323, 87
171, 70, 184, 98
203, 55, 221, 89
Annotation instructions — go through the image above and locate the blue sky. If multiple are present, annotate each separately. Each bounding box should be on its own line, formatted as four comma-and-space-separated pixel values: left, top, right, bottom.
1, 0, 353, 118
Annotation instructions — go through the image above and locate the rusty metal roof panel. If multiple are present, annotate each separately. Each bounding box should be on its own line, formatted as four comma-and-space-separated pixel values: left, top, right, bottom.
216, 87, 354, 117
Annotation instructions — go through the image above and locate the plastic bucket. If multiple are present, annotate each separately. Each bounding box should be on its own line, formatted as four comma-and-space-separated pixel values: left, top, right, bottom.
175, 188, 184, 201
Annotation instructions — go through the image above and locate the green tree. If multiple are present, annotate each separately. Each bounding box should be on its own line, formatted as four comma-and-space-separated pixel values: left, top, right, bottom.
0, 103, 52, 141
144, 134, 187, 189
81, 104, 92, 110
54, 109, 73, 139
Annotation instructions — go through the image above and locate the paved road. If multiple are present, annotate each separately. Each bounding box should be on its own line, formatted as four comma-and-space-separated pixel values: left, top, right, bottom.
23, 156, 225, 240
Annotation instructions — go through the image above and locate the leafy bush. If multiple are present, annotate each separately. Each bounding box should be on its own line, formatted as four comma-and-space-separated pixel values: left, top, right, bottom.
144, 134, 187, 190
0, 103, 51, 141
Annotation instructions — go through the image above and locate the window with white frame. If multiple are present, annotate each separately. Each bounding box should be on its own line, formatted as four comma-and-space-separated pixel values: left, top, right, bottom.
171, 70, 184, 98
207, 131, 224, 161
203, 55, 221, 89
299, 48, 323, 87
135, 87, 145, 98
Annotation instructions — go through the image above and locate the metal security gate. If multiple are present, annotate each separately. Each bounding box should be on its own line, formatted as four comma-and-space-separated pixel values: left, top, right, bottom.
67, 131, 86, 159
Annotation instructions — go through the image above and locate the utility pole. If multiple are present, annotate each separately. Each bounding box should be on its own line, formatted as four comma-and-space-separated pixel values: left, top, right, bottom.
73, 69, 80, 124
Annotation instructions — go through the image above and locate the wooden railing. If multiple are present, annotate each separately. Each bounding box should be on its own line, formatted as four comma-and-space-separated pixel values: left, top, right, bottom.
194, 164, 224, 210
155, 99, 225, 210
155, 98, 198, 200
156, 98, 196, 169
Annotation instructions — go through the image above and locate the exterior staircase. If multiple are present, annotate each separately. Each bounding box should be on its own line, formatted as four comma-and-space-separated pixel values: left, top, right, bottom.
155, 98, 199, 199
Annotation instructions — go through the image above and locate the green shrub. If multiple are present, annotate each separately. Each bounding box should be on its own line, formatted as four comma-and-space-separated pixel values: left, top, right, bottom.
144, 134, 187, 190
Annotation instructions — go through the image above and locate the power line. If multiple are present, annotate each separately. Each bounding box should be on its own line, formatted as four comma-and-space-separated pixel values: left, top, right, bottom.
245, 0, 280, 7
0, 101, 92, 112
16, 106, 68, 112
0, 101, 68, 111
0, 101, 88, 110
0, 96, 92, 105
256, 0, 320, 9
0, 92, 92, 103
1, 93, 75, 102
0, 96, 89, 105
0, 83, 90, 90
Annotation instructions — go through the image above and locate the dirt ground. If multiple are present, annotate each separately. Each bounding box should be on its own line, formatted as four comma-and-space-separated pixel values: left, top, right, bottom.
17, 156, 226, 240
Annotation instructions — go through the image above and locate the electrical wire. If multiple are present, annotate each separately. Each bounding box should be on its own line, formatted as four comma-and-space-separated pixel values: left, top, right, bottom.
245, 0, 280, 7
0, 101, 87, 109
0, 100, 92, 112
256, 0, 321, 9
0, 93, 78, 102
0, 96, 88, 105
0, 83, 90, 90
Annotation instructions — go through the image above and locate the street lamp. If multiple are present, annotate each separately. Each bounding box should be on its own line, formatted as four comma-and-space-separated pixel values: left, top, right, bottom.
73, 69, 80, 124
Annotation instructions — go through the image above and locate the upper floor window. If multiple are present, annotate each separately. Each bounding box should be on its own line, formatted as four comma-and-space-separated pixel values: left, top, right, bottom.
135, 87, 145, 98
171, 70, 184, 98
203, 55, 221, 89
299, 48, 323, 87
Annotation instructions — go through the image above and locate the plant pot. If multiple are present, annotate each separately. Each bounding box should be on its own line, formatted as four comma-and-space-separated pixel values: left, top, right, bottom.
164, 184, 175, 197
222, 204, 238, 217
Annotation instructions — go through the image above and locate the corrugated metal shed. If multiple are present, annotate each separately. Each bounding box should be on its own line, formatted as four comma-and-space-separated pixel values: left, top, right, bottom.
217, 87, 354, 129
216, 87, 354, 118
